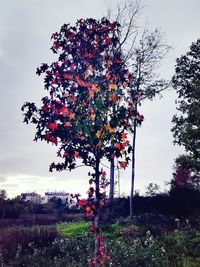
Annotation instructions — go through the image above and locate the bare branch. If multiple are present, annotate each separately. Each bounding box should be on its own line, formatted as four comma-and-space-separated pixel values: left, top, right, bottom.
105, 1, 171, 100
106, 0, 141, 55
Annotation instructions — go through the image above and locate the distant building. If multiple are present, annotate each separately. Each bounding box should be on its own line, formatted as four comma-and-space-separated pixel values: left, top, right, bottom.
21, 192, 41, 204
20, 191, 77, 208
40, 197, 46, 205
44, 191, 73, 204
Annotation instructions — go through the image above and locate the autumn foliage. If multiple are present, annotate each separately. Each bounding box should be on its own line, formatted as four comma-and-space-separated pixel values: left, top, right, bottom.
22, 17, 139, 266
22, 18, 138, 172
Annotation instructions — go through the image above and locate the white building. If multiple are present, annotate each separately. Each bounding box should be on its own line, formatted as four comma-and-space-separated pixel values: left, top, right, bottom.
44, 191, 72, 204
20, 191, 77, 208
21, 192, 41, 204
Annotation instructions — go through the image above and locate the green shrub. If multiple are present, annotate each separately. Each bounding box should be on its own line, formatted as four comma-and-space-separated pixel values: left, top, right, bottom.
181, 257, 200, 267
57, 221, 90, 238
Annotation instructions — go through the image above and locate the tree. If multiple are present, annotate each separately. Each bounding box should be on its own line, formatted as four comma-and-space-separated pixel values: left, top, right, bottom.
172, 39, 200, 188
0, 189, 7, 219
145, 183, 160, 196
22, 18, 136, 266
107, 1, 170, 220
174, 155, 200, 190
169, 156, 200, 217
0, 189, 7, 200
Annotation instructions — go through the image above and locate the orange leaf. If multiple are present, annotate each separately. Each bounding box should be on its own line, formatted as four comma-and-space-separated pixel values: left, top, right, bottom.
108, 83, 117, 90
105, 123, 115, 133
90, 113, 96, 120
109, 93, 118, 103
88, 90, 94, 99
91, 84, 100, 92
96, 129, 102, 139
69, 113, 75, 120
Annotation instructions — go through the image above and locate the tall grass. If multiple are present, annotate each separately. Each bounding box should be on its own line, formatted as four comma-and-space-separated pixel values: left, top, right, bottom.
0, 225, 58, 264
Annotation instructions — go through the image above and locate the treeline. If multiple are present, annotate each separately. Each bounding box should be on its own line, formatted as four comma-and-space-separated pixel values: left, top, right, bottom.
1, 183, 200, 220
112, 186, 200, 218
0, 195, 77, 220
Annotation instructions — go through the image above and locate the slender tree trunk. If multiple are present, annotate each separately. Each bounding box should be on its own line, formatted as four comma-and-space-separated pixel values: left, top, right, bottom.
108, 106, 116, 222
109, 156, 115, 222
130, 113, 137, 221
94, 156, 100, 267
117, 164, 120, 197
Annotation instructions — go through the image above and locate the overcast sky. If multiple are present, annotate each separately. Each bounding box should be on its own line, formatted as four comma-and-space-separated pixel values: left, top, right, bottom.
0, 0, 199, 198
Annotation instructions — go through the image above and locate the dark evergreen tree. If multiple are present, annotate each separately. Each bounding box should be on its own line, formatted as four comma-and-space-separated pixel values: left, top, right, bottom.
172, 39, 200, 188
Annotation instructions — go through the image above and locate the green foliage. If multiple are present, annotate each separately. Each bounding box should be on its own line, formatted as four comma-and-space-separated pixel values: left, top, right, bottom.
172, 39, 200, 178
181, 257, 200, 267
100, 222, 122, 238
57, 221, 128, 239
57, 221, 90, 238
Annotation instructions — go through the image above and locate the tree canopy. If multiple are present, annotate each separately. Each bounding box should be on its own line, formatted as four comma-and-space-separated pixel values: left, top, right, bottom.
22, 18, 138, 173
